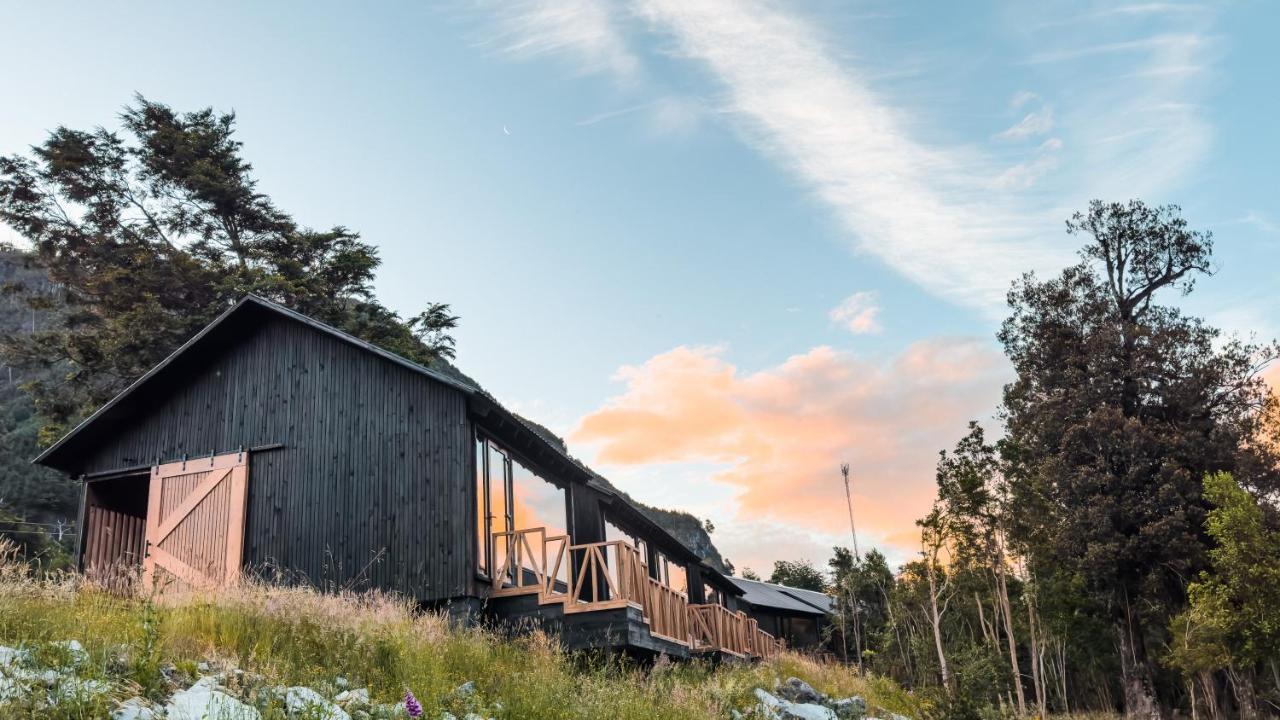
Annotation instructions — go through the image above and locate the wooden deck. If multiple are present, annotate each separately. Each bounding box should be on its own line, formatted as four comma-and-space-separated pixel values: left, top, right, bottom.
489, 527, 783, 659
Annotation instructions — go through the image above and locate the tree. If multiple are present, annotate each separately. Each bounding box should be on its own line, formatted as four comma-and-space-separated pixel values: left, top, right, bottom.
0, 97, 459, 443
1168, 473, 1280, 719
768, 559, 827, 592
829, 546, 895, 666
935, 422, 1028, 715
998, 200, 1280, 718
917, 504, 955, 690
740, 567, 761, 581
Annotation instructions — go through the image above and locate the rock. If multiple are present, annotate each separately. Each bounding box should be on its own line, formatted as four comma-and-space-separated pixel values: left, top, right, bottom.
52, 639, 89, 666
335, 676, 349, 689
454, 680, 476, 698
776, 677, 825, 705
335, 687, 370, 706
0, 645, 29, 670
0, 675, 24, 703
754, 688, 838, 720
461, 714, 488, 720
286, 685, 351, 720
113, 697, 160, 720
782, 705, 838, 720
52, 676, 112, 701
831, 696, 867, 719
166, 676, 261, 720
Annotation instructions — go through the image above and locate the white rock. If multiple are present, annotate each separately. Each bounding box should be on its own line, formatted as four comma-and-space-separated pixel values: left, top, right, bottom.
52, 640, 89, 666
52, 676, 112, 701
113, 697, 160, 720
781, 704, 838, 720
0, 675, 25, 703
286, 685, 351, 720
0, 645, 29, 670
753, 688, 838, 720
166, 678, 261, 720
335, 688, 369, 705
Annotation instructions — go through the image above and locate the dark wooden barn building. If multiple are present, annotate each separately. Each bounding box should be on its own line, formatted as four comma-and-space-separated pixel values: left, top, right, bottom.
36, 296, 800, 660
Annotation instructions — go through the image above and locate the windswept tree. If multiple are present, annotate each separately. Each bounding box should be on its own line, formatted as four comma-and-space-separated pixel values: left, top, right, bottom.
0, 97, 458, 443
998, 200, 1280, 718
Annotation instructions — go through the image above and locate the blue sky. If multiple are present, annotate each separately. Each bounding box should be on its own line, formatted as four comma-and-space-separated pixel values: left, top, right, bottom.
3, 0, 1277, 573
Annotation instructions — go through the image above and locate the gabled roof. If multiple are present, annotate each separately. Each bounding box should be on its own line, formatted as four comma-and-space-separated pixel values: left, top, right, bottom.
33, 294, 475, 469
730, 577, 834, 616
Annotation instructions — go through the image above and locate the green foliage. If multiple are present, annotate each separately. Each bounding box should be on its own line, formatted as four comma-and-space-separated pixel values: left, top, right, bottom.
768, 559, 827, 592
1167, 473, 1280, 683
0, 97, 460, 439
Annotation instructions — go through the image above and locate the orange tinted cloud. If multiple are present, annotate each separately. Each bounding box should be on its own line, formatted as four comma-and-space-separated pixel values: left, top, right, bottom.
571, 339, 1008, 564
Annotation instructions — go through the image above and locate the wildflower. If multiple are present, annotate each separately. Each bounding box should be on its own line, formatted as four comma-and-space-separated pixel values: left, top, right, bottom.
404, 688, 423, 718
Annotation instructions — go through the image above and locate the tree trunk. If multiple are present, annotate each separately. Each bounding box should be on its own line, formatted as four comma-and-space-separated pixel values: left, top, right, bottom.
925, 561, 950, 689
1116, 617, 1162, 719
1227, 666, 1258, 720
1026, 593, 1048, 719
997, 561, 1027, 715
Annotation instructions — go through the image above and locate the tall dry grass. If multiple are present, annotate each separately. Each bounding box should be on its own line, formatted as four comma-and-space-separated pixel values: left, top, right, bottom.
0, 539, 918, 719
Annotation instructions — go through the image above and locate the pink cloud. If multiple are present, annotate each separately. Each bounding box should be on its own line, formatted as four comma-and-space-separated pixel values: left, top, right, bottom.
571, 339, 1009, 563
829, 292, 882, 334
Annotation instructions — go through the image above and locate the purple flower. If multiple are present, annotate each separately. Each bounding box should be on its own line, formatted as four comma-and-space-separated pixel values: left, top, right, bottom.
404, 689, 423, 718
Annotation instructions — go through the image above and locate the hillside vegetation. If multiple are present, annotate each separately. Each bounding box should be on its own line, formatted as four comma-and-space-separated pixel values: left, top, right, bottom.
0, 542, 913, 720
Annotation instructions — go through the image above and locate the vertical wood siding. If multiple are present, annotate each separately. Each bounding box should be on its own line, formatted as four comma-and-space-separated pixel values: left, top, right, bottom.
71, 316, 473, 602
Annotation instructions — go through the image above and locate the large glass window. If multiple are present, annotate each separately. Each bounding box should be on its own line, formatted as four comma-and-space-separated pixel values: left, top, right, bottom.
475, 435, 569, 587
653, 551, 688, 595
704, 582, 723, 606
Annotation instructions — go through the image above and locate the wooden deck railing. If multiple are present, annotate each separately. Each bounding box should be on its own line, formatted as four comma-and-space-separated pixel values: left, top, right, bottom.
493, 529, 797, 654
564, 540, 649, 613
643, 576, 690, 644
688, 603, 784, 658
491, 527, 570, 600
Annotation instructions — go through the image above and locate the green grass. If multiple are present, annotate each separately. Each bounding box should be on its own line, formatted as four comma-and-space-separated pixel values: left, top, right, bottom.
0, 544, 919, 720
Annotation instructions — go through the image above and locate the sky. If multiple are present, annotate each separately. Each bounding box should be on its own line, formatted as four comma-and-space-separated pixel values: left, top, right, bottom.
2, 0, 1278, 575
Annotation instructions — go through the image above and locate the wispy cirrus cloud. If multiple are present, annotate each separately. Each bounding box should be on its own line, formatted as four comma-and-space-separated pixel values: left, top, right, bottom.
470, 0, 640, 80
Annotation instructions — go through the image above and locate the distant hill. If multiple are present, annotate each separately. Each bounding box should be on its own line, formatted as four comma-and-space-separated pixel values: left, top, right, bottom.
0, 250, 78, 558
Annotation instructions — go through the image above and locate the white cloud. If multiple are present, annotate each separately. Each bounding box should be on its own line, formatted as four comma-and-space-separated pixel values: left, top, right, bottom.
829, 292, 882, 334
471, 0, 639, 79
630, 0, 1072, 312
470, 0, 1220, 314
997, 108, 1054, 140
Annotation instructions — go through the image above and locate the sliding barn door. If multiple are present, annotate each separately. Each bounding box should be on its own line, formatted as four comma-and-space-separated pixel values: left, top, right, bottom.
142, 452, 249, 590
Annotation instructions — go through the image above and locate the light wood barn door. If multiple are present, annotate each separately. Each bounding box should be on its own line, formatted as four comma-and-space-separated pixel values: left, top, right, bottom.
142, 452, 249, 590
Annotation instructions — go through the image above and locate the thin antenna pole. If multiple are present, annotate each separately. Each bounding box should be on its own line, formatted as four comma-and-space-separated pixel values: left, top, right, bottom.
841, 463, 860, 561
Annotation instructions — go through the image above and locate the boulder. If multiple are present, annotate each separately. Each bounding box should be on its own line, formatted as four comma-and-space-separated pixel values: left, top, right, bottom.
754, 688, 838, 720
0, 645, 29, 670
776, 677, 825, 705
286, 685, 351, 720
51, 676, 112, 702
831, 696, 867, 719
454, 680, 476, 698
0, 675, 24, 704
51, 640, 89, 667
166, 676, 261, 720
112, 697, 160, 720
335, 687, 370, 706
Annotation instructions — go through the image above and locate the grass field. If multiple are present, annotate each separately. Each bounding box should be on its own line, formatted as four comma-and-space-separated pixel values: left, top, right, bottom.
0, 541, 921, 720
